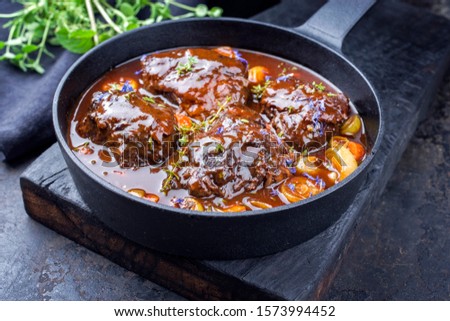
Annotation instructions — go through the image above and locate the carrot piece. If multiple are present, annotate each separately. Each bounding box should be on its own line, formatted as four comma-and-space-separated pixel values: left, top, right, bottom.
347, 141, 366, 162
143, 193, 160, 203
175, 113, 192, 128
248, 66, 269, 83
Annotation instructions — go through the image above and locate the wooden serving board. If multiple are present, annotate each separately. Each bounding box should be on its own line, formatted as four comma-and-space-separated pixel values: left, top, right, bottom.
20, 0, 450, 300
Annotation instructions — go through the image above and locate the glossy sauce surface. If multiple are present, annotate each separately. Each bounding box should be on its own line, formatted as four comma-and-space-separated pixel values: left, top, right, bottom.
69, 47, 368, 212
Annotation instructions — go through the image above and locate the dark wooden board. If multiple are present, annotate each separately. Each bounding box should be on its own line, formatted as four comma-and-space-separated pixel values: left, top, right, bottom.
20, 0, 450, 300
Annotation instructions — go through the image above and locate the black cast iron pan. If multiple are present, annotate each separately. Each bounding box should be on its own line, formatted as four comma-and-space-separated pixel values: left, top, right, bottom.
53, 0, 383, 259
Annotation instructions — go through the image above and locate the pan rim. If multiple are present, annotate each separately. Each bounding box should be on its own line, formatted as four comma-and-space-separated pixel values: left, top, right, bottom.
53, 17, 384, 219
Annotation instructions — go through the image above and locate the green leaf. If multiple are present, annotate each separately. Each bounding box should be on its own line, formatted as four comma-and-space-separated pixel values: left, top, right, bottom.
22, 44, 39, 53
31, 25, 46, 40
56, 28, 94, 54
155, 3, 171, 18
69, 29, 96, 39
119, 3, 135, 17
98, 32, 113, 43
12, 53, 24, 61
195, 4, 208, 17
48, 37, 61, 46
208, 7, 223, 17
0, 41, 5, 50
126, 22, 139, 31
24, 22, 40, 31
32, 64, 45, 74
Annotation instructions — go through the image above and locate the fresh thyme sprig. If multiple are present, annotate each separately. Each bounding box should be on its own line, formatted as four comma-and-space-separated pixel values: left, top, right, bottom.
312, 81, 326, 92
202, 96, 231, 132
176, 55, 198, 75
161, 96, 231, 193
161, 148, 185, 193
251, 79, 271, 100
0, 0, 222, 73
142, 95, 155, 103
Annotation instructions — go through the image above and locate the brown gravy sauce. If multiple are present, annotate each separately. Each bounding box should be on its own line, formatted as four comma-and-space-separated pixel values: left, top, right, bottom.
68, 47, 367, 211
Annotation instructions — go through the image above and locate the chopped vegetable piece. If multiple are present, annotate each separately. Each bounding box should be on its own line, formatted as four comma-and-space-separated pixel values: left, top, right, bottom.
184, 198, 204, 211
143, 193, 160, 203
325, 145, 358, 180
280, 177, 324, 203
347, 141, 366, 162
128, 188, 146, 198
248, 66, 269, 83
340, 114, 362, 136
296, 155, 322, 176
248, 200, 273, 209
175, 113, 192, 128
215, 204, 248, 212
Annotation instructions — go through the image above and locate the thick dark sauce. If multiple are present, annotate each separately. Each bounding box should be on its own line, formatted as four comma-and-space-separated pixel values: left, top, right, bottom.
68, 47, 367, 212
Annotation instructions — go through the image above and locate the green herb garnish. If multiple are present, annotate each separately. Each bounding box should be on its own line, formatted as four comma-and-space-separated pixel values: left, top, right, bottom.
73, 141, 89, 152
202, 96, 231, 132
161, 148, 185, 193
148, 137, 154, 149
161, 97, 231, 193
313, 81, 326, 92
178, 134, 189, 146
176, 55, 198, 75
0, 1, 222, 73
143, 96, 155, 103
108, 83, 122, 92
215, 143, 224, 153
251, 79, 271, 100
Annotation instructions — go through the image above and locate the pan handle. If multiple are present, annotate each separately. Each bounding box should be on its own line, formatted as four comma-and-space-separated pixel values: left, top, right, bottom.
294, 0, 376, 52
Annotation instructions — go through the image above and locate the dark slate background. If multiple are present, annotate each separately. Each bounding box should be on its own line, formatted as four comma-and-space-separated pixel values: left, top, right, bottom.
0, 0, 449, 300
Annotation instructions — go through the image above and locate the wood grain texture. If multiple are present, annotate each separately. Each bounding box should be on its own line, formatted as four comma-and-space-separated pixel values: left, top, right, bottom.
20, 0, 450, 300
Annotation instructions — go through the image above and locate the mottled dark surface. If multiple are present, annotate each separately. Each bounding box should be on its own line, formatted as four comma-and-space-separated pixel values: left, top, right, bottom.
325, 72, 450, 300
1, 0, 450, 300
0, 157, 182, 300
324, 0, 450, 301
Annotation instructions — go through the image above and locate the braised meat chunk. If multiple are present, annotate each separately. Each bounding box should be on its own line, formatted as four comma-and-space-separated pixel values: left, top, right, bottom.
77, 90, 175, 168
260, 78, 350, 149
141, 48, 249, 120
172, 106, 291, 199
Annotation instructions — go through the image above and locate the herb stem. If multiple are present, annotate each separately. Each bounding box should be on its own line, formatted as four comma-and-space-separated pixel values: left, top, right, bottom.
100, 0, 129, 26
85, 0, 99, 45
33, 14, 52, 73
0, 7, 31, 19
4, 22, 16, 55
171, 12, 195, 20
166, 0, 196, 11
92, 0, 123, 34
205, 97, 230, 130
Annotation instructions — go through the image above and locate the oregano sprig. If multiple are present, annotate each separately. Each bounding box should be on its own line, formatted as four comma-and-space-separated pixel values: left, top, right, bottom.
0, 0, 222, 74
